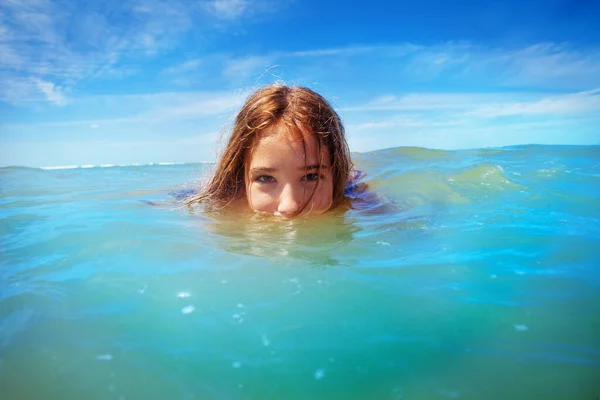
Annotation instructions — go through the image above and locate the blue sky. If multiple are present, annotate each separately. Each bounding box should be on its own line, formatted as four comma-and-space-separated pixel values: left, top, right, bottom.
1, 0, 599, 167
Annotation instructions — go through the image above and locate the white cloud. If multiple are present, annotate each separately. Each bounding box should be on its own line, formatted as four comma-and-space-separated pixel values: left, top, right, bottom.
343, 92, 527, 112
342, 89, 600, 151
32, 78, 68, 105
163, 59, 203, 75
0, 76, 68, 105
222, 55, 275, 81
138, 93, 242, 120
207, 0, 248, 20
0, 0, 275, 105
278, 42, 600, 90
466, 89, 600, 117
1, 90, 244, 128
343, 89, 600, 118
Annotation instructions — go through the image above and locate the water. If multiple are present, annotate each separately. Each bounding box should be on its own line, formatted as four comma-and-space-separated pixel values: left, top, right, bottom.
1, 145, 599, 399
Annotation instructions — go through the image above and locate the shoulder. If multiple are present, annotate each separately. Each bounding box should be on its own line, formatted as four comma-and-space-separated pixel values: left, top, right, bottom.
169, 187, 199, 201
345, 170, 368, 197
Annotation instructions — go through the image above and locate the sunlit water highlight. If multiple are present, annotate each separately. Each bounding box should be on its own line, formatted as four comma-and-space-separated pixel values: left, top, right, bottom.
1, 145, 599, 399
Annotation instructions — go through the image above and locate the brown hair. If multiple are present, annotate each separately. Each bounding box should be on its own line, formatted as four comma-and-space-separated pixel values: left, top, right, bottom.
185, 84, 353, 213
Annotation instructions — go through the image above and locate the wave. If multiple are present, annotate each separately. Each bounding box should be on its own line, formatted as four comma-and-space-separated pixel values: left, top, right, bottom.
0, 161, 206, 171
40, 161, 191, 170
1, 144, 598, 171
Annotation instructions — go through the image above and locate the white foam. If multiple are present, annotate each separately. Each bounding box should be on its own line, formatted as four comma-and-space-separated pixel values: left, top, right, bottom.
41, 165, 79, 170
39, 161, 195, 170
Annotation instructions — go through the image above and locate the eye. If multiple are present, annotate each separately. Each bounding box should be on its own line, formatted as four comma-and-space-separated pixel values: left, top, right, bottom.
303, 173, 320, 182
255, 175, 276, 184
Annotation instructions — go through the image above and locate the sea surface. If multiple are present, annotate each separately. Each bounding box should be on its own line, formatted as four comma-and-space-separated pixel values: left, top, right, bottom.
1, 145, 599, 400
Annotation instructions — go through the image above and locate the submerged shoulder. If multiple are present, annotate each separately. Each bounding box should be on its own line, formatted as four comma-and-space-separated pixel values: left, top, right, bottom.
344, 169, 395, 214
345, 170, 368, 197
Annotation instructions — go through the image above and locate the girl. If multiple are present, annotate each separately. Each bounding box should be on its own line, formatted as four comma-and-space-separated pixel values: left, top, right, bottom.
185, 84, 364, 218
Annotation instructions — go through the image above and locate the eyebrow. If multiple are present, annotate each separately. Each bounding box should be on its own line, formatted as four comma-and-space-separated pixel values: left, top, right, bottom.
250, 164, 329, 173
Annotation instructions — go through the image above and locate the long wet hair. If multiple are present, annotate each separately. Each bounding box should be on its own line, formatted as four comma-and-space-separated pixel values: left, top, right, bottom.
185, 84, 353, 213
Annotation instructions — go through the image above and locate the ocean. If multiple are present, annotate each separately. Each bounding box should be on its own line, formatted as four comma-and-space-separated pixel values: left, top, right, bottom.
1, 145, 599, 399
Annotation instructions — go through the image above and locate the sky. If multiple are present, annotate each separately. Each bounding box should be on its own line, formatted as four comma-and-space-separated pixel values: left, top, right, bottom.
0, 0, 599, 167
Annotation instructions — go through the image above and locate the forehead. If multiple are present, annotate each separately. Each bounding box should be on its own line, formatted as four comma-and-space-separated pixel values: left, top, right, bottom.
248, 125, 330, 167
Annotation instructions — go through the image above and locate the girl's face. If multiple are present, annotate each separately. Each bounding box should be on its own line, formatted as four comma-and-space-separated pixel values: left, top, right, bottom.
244, 127, 333, 218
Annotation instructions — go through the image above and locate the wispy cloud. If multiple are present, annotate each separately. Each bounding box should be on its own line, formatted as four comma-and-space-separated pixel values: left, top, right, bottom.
33, 78, 68, 105
1, 90, 243, 129
206, 0, 249, 20
163, 59, 203, 75
342, 93, 526, 112
207, 42, 600, 90
153, 41, 600, 94
0, 0, 278, 105
345, 89, 600, 124
465, 88, 600, 117
343, 88, 600, 151
0, 76, 68, 105
222, 55, 275, 81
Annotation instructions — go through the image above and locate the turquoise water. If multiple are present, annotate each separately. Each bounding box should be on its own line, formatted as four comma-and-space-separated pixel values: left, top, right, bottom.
1, 145, 599, 399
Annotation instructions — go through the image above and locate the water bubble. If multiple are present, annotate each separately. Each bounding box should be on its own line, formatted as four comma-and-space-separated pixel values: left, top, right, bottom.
262, 334, 270, 347
181, 305, 195, 314
177, 292, 191, 298
514, 324, 529, 332
392, 386, 403, 399
96, 354, 113, 361
314, 368, 325, 380
440, 390, 460, 398
233, 313, 245, 324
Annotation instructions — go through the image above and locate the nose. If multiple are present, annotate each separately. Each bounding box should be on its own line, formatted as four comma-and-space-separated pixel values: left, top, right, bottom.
277, 184, 303, 217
